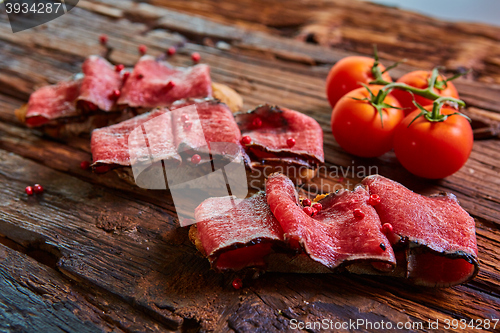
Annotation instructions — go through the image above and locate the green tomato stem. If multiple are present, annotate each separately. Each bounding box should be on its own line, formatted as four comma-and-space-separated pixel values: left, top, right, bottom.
425, 96, 464, 122
369, 52, 467, 108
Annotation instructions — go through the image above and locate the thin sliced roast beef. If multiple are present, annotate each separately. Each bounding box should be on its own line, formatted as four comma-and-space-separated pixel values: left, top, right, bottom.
170, 99, 244, 163
191, 193, 284, 271
91, 99, 243, 170
91, 108, 181, 169
362, 175, 479, 287
24, 79, 82, 127
117, 56, 212, 109
266, 173, 396, 272
235, 105, 324, 167
20, 55, 216, 138
78, 55, 123, 112
172, 99, 242, 147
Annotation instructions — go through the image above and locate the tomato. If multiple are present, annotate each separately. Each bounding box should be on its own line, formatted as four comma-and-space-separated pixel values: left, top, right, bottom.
331, 85, 404, 158
393, 106, 473, 179
391, 70, 459, 114
326, 56, 392, 108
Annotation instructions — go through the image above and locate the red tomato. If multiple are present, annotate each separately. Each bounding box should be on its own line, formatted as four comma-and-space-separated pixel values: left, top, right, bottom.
326, 56, 392, 108
331, 85, 404, 158
393, 106, 473, 179
391, 70, 459, 114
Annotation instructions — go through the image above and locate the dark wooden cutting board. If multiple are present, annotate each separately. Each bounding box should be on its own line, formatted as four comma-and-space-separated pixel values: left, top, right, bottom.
0, 1, 499, 332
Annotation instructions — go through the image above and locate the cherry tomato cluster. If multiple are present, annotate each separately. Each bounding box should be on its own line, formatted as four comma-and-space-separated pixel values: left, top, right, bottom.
326, 51, 473, 179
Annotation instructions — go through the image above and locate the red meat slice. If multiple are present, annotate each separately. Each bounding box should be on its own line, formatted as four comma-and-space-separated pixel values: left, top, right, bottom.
170, 99, 242, 158
91, 108, 181, 168
235, 105, 324, 166
194, 193, 284, 271
90, 99, 243, 171
266, 173, 396, 271
78, 55, 123, 111
25, 79, 82, 127
117, 56, 212, 108
362, 175, 479, 286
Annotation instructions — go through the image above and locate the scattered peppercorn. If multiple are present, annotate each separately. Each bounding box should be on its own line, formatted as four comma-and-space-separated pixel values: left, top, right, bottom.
167, 46, 176, 56
191, 154, 201, 164
115, 64, 124, 72
368, 194, 381, 206
33, 184, 44, 194
138, 44, 147, 55
312, 203, 322, 212
252, 117, 262, 128
99, 34, 108, 45
241, 136, 252, 145
25, 186, 34, 196
232, 278, 243, 289
381, 223, 393, 234
80, 161, 91, 170
353, 208, 365, 219
191, 52, 201, 63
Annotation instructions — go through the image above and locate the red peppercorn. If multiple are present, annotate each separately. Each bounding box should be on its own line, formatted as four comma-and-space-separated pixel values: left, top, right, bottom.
303, 206, 314, 216
110, 89, 121, 100
33, 184, 43, 194
302, 198, 312, 207
286, 137, 296, 148
191, 52, 201, 63
25, 186, 34, 196
379, 243, 386, 251
312, 203, 322, 212
368, 194, 381, 206
381, 223, 393, 234
181, 114, 190, 122
122, 71, 130, 81
80, 161, 91, 170
232, 278, 243, 290
167, 46, 176, 56
241, 136, 252, 145
137, 74, 144, 79
191, 154, 201, 164
115, 64, 124, 72
353, 208, 365, 219
99, 34, 108, 45
183, 121, 193, 131
310, 208, 318, 217
165, 81, 175, 90
138, 44, 147, 55
252, 117, 262, 128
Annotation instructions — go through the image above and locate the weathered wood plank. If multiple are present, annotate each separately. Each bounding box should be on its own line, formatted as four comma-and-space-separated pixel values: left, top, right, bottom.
0, 0, 499, 331
0, 238, 189, 332
138, 0, 500, 84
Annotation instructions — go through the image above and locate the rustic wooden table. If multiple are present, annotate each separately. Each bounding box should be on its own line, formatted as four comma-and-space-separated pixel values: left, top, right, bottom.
0, 1, 499, 332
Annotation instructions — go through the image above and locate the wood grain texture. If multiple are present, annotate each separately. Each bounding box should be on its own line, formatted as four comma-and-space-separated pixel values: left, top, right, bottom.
0, 1, 499, 332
